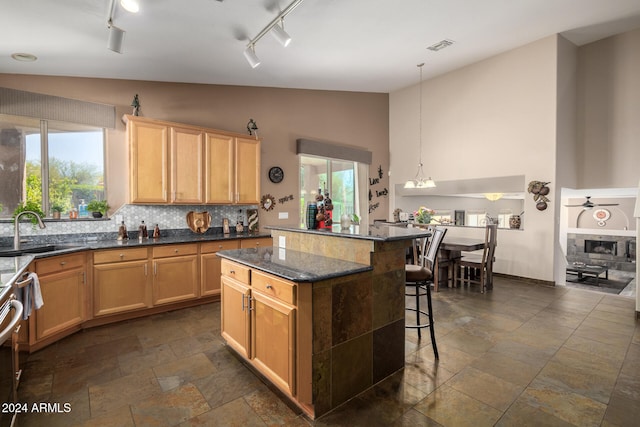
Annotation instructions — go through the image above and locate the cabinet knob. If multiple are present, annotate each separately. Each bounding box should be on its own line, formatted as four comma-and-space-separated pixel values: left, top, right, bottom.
218, 245, 223, 249
60, 261, 67, 266
119, 253, 124, 258
266, 284, 273, 289
230, 270, 235, 274
175, 249, 179, 253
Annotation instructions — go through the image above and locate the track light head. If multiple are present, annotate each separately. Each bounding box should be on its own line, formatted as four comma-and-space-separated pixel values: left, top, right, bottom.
108, 23, 125, 53
271, 22, 291, 47
120, 0, 140, 13
243, 45, 261, 68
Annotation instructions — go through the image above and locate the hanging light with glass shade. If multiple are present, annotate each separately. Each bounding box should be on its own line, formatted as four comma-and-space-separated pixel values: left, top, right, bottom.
405, 63, 436, 189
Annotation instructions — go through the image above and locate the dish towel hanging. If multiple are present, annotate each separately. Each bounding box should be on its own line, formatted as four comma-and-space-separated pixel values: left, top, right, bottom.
16, 272, 44, 320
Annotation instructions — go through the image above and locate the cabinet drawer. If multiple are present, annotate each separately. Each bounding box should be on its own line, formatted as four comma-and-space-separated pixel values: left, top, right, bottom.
201, 240, 239, 254
153, 244, 198, 258
36, 253, 85, 276
252, 270, 296, 306
93, 247, 148, 264
240, 237, 272, 249
221, 260, 250, 285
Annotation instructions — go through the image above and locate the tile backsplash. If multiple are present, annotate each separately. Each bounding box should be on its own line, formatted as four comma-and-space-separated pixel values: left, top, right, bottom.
0, 204, 258, 243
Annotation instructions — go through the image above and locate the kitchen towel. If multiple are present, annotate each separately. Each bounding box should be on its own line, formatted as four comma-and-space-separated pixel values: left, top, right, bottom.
16, 272, 44, 320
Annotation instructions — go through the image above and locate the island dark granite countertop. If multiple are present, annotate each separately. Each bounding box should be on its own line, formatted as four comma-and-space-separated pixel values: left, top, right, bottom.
266, 223, 431, 241
216, 247, 372, 282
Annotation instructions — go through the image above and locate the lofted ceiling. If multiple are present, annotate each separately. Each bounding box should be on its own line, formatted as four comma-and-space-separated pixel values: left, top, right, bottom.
2, 0, 640, 93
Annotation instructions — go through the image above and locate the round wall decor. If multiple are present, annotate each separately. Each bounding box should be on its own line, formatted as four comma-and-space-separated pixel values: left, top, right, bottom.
593, 208, 610, 227
260, 194, 276, 211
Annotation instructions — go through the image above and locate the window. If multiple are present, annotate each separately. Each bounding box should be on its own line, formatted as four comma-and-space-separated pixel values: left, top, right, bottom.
299, 155, 363, 228
0, 114, 105, 218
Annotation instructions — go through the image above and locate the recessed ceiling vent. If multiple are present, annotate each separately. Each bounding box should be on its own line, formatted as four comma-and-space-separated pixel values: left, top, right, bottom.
427, 39, 454, 52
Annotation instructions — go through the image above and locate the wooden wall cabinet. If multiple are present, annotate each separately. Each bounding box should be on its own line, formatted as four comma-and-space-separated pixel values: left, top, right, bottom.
171, 126, 204, 204
92, 247, 151, 317
30, 254, 86, 344
152, 244, 199, 305
124, 115, 260, 205
220, 260, 296, 396
234, 137, 261, 204
128, 118, 170, 203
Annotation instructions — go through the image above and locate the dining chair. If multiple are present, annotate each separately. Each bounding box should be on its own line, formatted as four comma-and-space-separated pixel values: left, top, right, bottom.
405, 226, 447, 358
458, 224, 497, 292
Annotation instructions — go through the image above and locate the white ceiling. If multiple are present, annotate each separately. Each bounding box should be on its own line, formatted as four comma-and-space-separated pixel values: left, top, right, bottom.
2, 0, 640, 93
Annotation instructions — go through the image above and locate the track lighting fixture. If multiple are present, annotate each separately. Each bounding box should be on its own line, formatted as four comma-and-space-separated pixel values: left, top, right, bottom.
120, 0, 140, 13
243, 45, 261, 68
243, 0, 304, 68
107, 22, 125, 53
271, 20, 292, 47
106, 0, 138, 54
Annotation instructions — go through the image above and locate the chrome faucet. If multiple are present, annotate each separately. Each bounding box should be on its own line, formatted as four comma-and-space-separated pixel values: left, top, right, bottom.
14, 211, 46, 250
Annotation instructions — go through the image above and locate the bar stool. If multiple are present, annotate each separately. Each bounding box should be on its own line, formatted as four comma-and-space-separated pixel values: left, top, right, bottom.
405, 227, 447, 359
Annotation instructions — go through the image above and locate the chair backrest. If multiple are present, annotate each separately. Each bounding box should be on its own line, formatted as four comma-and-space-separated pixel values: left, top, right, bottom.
423, 227, 447, 269
481, 224, 498, 263
411, 237, 429, 266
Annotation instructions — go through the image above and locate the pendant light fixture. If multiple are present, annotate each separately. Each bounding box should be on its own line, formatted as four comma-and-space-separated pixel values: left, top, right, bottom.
405, 63, 436, 189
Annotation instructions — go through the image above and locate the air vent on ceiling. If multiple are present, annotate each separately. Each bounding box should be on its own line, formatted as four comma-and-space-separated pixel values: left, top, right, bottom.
427, 39, 454, 52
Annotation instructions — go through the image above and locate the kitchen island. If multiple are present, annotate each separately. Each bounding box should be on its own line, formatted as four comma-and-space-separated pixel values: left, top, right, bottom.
217, 224, 430, 419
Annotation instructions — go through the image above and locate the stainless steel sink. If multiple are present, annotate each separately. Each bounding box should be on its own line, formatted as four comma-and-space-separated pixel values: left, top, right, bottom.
0, 244, 85, 257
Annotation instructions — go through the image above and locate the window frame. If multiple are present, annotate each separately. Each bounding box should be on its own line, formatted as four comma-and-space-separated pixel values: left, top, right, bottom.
0, 114, 107, 219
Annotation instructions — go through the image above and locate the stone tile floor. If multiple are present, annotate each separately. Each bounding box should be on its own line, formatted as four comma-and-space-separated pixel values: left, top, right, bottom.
18, 275, 640, 426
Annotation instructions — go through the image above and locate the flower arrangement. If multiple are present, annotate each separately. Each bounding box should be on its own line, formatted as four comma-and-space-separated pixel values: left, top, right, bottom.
413, 206, 435, 224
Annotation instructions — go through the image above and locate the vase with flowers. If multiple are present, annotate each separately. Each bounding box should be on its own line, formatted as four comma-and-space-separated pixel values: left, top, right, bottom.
413, 206, 434, 224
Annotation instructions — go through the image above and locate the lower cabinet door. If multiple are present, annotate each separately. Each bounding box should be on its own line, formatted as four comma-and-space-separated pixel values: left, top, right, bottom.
221, 276, 250, 358
93, 260, 150, 316
34, 268, 85, 341
152, 255, 198, 305
201, 253, 222, 297
251, 290, 296, 396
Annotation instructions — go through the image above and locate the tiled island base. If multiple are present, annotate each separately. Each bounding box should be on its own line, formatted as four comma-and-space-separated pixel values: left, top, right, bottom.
267, 228, 416, 418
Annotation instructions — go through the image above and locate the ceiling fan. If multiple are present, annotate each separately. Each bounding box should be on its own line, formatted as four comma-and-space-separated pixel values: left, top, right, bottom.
564, 196, 619, 209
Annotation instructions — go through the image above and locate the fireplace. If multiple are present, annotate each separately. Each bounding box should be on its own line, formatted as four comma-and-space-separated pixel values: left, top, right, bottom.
585, 240, 617, 255
567, 234, 636, 273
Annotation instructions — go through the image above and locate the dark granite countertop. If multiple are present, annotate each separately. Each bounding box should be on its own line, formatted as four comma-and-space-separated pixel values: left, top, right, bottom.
216, 247, 372, 282
0, 255, 34, 301
0, 231, 271, 301
266, 224, 431, 242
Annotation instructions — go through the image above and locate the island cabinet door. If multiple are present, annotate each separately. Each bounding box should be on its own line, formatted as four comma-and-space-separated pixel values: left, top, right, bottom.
251, 290, 296, 396
221, 276, 251, 358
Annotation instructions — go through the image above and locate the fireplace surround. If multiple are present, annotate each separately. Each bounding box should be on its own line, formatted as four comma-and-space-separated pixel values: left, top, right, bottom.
567, 233, 636, 272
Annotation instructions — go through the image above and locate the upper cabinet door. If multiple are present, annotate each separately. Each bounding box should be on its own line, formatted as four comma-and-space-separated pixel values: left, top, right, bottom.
171, 127, 204, 204
235, 137, 261, 204
204, 132, 234, 204
129, 119, 169, 203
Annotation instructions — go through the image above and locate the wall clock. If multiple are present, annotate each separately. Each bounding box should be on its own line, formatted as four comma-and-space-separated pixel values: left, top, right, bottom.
268, 166, 284, 183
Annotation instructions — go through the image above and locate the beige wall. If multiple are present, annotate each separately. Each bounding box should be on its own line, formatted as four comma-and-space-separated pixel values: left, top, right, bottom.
390, 36, 560, 282
577, 27, 640, 188
390, 28, 640, 283
0, 75, 390, 226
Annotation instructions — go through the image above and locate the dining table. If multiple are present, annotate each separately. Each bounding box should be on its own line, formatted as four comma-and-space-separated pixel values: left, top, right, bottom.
435, 237, 486, 290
